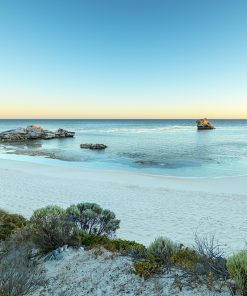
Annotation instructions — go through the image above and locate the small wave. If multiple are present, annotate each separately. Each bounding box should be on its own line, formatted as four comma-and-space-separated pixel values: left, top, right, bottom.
76, 125, 195, 134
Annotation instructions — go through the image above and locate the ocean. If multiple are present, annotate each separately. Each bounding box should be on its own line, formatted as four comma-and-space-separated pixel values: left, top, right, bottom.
0, 119, 247, 177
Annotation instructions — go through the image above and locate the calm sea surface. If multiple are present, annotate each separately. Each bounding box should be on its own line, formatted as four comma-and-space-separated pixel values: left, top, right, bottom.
0, 119, 247, 177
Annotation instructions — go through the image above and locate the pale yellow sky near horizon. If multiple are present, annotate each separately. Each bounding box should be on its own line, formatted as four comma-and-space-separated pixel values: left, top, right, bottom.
1, 90, 247, 119
1, 100, 247, 119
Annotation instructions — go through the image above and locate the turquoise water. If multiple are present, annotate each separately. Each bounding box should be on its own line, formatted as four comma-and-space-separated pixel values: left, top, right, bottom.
0, 119, 247, 177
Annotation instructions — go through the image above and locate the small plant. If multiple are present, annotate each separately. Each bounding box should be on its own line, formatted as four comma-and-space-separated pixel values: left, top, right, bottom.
0, 209, 27, 241
227, 251, 247, 296
171, 246, 200, 271
148, 237, 179, 266
207, 272, 214, 291
66, 203, 120, 236
30, 205, 77, 253
134, 256, 161, 279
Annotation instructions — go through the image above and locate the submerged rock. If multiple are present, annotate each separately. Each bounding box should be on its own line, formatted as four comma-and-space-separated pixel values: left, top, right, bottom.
135, 160, 158, 165
196, 118, 215, 130
80, 143, 107, 150
0, 125, 75, 142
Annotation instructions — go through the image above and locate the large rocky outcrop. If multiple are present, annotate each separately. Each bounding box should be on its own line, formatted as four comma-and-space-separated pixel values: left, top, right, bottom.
0, 125, 75, 142
196, 118, 215, 130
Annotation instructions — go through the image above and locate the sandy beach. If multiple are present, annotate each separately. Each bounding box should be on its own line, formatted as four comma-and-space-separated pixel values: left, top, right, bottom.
0, 157, 246, 252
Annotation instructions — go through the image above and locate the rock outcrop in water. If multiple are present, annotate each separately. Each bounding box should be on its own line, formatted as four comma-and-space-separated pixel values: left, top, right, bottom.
196, 118, 215, 130
80, 144, 107, 150
0, 125, 75, 142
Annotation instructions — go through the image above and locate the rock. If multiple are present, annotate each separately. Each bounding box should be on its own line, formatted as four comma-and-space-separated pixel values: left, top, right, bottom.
80, 144, 107, 150
42, 131, 56, 139
0, 125, 75, 142
55, 128, 75, 138
44, 245, 70, 262
196, 118, 215, 130
26, 125, 45, 139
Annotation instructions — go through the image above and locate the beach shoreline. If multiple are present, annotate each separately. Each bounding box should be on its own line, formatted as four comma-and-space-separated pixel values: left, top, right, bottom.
0, 157, 246, 251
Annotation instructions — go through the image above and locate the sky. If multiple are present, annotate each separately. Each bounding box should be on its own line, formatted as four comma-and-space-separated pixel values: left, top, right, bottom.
0, 0, 247, 119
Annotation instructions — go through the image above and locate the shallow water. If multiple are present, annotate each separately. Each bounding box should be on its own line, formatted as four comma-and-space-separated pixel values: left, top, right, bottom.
0, 119, 247, 177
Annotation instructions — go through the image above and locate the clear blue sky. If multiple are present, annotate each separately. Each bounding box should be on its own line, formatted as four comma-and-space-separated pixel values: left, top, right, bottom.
0, 0, 246, 118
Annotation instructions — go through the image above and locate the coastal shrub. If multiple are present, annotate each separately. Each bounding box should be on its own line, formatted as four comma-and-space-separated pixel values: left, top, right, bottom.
134, 256, 162, 279
0, 244, 44, 296
81, 234, 110, 247
80, 234, 146, 258
30, 205, 77, 253
66, 203, 120, 237
227, 251, 247, 295
0, 209, 27, 241
171, 246, 200, 271
194, 234, 228, 279
108, 239, 147, 259
101, 238, 147, 259
148, 237, 180, 266
108, 239, 143, 251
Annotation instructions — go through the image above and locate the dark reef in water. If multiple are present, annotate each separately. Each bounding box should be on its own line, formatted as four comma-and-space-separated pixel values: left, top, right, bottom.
80, 144, 107, 150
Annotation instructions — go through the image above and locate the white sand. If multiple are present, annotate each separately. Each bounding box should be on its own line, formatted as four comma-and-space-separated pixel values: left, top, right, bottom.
0, 158, 247, 252
34, 247, 231, 296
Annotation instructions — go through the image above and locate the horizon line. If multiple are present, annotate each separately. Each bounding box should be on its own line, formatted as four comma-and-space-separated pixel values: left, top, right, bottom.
0, 118, 247, 120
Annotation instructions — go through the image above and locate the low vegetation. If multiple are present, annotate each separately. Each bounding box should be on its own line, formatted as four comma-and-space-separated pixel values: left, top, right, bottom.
0, 238, 44, 296
171, 246, 200, 271
134, 256, 162, 278
0, 202, 246, 295
81, 234, 146, 258
148, 236, 180, 267
227, 251, 247, 295
0, 209, 27, 241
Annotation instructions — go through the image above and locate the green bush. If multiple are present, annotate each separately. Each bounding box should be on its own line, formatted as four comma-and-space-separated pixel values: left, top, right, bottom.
81, 234, 110, 247
148, 237, 179, 266
227, 251, 247, 295
27, 203, 120, 253
0, 209, 27, 241
30, 205, 66, 222
134, 256, 161, 279
101, 238, 147, 259
108, 239, 146, 258
171, 246, 200, 271
66, 203, 120, 236
29, 205, 77, 253
80, 234, 146, 258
